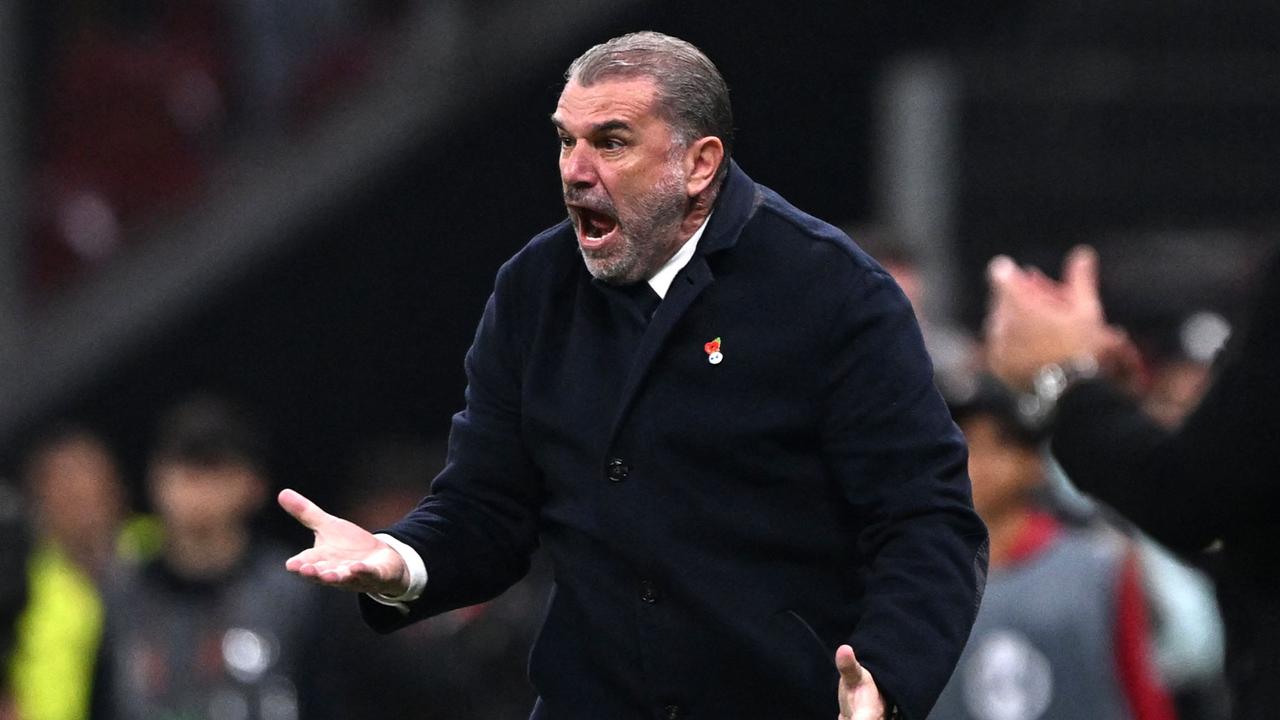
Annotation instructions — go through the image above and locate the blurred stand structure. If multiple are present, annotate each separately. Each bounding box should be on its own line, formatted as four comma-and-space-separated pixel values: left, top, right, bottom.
0, 0, 22, 368
0, 483, 31, 720
872, 1, 1280, 333
0, 0, 643, 451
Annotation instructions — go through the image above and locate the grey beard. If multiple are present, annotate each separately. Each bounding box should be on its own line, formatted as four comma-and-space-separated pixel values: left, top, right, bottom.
580, 168, 688, 285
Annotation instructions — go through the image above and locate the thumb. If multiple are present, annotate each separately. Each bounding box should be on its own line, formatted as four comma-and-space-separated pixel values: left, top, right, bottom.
835, 644, 864, 686
277, 488, 333, 532
1062, 245, 1100, 303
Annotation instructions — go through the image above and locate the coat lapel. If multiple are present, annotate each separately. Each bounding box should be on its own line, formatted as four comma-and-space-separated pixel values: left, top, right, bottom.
606, 255, 715, 445
604, 161, 761, 446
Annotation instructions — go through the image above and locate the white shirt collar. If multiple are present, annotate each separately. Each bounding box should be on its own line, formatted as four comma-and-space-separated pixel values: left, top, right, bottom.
647, 213, 712, 299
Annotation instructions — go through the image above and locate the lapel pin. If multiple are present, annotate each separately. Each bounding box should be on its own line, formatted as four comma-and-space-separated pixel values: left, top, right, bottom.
704, 337, 724, 365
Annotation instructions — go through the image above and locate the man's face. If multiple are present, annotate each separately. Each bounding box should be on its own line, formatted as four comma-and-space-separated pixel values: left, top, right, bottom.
30, 436, 123, 554
959, 414, 1041, 521
150, 461, 263, 536
553, 77, 691, 285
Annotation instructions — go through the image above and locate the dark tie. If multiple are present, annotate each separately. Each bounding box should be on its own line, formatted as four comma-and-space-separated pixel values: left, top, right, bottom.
615, 281, 662, 324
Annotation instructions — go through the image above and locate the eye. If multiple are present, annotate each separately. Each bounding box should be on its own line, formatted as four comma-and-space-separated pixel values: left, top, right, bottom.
600, 137, 626, 151
558, 134, 574, 150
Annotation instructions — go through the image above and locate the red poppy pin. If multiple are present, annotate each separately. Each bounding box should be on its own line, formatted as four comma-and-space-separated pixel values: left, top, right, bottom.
704, 337, 724, 365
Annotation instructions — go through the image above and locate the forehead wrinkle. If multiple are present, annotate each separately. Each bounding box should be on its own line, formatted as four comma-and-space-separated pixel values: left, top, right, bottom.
556, 79, 657, 122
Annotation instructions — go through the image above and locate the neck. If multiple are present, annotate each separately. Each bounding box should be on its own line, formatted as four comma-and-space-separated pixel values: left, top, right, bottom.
165, 525, 250, 580
983, 506, 1036, 569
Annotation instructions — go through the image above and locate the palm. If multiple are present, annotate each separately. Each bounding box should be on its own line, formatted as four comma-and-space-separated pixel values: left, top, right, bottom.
278, 488, 408, 596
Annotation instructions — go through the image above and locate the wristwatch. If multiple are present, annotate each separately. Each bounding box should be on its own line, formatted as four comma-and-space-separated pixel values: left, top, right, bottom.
1017, 354, 1100, 428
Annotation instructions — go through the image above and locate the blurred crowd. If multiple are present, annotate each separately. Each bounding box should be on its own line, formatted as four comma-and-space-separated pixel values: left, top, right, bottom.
0, 395, 548, 720
20, 0, 417, 298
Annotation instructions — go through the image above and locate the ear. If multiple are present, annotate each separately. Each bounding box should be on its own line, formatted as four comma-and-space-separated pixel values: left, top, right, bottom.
683, 136, 725, 198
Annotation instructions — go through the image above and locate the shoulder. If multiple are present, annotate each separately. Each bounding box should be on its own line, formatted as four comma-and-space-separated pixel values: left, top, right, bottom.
731, 186, 903, 313
751, 187, 893, 288
1048, 524, 1130, 576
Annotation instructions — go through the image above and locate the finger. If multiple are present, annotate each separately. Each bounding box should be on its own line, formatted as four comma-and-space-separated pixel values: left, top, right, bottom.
835, 644, 864, 685
278, 488, 332, 532
285, 552, 307, 572
304, 561, 388, 594
1063, 244, 1100, 302
285, 548, 332, 572
290, 559, 356, 585
986, 255, 1018, 290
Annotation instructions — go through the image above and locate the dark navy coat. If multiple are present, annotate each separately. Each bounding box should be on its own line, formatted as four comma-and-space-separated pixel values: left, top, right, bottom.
361, 162, 988, 720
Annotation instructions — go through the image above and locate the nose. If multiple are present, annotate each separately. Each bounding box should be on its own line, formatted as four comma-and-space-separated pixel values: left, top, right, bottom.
560, 142, 597, 189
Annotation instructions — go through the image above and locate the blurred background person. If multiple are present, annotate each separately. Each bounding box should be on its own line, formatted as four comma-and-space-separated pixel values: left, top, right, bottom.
930, 376, 1174, 720
860, 228, 1227, 719
1026, 316, 1229, 720
7, 425, 138, 720
90, 394, 323, 720
1128, 314, 1231, 720
309, 434, 549, 720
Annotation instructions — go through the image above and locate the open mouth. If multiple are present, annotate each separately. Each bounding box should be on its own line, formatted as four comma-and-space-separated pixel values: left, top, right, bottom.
571, 205, 619, 249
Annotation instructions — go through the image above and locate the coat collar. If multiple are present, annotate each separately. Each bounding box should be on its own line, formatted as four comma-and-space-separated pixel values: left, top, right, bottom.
694, 159, 761, 258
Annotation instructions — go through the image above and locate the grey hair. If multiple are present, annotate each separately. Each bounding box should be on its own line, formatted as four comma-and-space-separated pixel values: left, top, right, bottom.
566, 31, 734, 186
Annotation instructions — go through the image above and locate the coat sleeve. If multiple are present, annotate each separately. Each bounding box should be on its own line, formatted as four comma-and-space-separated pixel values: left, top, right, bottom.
1052, 250, 1280, 555
821, 267, 989, 720
360, 260, 543, 632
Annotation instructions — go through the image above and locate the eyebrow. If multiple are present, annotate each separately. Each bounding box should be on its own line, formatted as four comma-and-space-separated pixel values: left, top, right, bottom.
550, 117, 635, 135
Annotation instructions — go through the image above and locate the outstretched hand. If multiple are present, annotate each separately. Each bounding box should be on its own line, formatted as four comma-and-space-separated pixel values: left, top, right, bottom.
836, 644, 887, 720
278, 488, 410, 596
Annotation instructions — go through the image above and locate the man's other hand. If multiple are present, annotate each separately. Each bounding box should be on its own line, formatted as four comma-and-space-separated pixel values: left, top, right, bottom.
836, 644, 887, 720
278, 488, 410, 596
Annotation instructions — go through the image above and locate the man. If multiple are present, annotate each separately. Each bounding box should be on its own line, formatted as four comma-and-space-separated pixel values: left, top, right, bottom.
930, 378, 1174, 720
93, 395, 323, 720
10, 425, 127, 720
984, 245, 1280, 719
282, 32, 987, 720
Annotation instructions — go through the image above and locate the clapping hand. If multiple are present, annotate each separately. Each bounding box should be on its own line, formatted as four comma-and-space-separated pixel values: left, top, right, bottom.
985, 245, 1135, 390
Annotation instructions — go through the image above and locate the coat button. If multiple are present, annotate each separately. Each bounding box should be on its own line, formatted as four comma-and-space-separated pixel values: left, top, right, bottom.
605, 458, 629, 482
639, 580, 659, 604
663, 704, 682, 720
